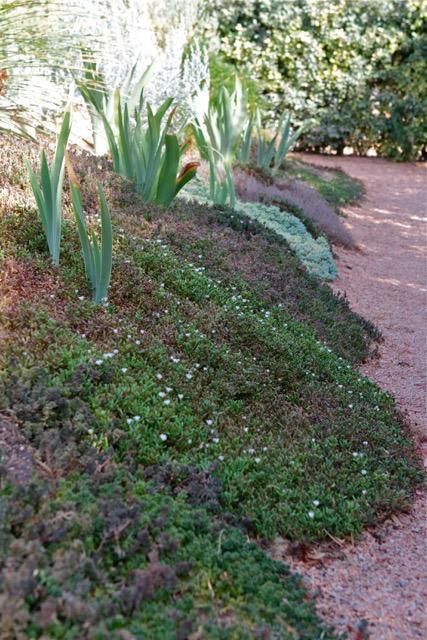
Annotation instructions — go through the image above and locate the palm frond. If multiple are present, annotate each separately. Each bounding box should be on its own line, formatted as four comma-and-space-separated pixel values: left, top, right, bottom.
0, 0, 128, 133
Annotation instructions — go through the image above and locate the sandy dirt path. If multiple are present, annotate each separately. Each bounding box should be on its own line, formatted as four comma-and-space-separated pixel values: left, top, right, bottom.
299, 155, 426, 438
272, 154, 427, 640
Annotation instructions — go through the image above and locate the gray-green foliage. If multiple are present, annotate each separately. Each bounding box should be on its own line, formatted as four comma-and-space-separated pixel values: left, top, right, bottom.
84, 85, 197, 206
196, 76, 248, 164
77, 59, 153, 156
26, 111, 72, 265
182, 177, 336, 281
192, 77, 246, 206
206, 146, 236, 207
239, 109, 308, 174
203, 0, 427, 160
193, 124, 236, 207
70, 181, 112, 304
192, 79, 241, 207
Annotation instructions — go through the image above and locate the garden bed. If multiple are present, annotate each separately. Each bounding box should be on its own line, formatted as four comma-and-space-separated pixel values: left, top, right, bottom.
0, 137, 422, 639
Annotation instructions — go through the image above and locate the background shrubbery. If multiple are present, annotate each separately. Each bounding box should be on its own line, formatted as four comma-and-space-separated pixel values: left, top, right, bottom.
202, 0, 427, 160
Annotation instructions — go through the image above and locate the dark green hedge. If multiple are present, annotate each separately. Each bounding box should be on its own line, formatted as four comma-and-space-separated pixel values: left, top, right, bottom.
203, 0, 427, 160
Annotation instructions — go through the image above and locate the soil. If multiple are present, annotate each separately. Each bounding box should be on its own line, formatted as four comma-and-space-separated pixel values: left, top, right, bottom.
298, 154, 426, 439
271, 154, 427, 640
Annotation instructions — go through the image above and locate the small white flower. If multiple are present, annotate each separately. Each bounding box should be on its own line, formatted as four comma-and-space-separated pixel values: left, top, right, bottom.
159, 433, 168, 442
127, 418, 133, 425
312, 500, 320, 507
218, 455, 225, 461
363, 441, 368, 446
308, 511, 315, 519
186, 373, 193, 380
156, 373, 163, 380
254, 457, 261, 464
348, 404, 353, 409
134, 416, 140, 421
352, 452, 359, 458
361, 469, 368, 475
121, 367, 128, 373
78, 296, 84, 301
95, 359, 103, 366
135, 340, 141, 345
206, 419, 213, 426
212, 437, 219, 444
165, 387, 172, 393
178, 394, 184, 400
243, 427, 249, 433
158, 391, 166, 398
362, 490, 367, 495
163, 399, 171, 406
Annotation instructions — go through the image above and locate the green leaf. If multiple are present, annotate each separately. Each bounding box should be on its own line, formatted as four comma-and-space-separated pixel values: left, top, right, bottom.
71, 184, 95, 291
156, 134, 180, 206
98, 183, 112, 302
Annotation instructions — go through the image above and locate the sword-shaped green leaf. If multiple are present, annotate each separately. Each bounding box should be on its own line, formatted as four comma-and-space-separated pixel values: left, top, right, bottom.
27, 110, 71, 265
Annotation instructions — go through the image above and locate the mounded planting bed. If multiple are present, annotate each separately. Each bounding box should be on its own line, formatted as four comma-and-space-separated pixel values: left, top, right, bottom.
0, 139, 421, 639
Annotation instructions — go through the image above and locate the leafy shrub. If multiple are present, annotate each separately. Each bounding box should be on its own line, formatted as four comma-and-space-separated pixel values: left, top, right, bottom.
209, 54, 267, 114
202, 0, 427, 160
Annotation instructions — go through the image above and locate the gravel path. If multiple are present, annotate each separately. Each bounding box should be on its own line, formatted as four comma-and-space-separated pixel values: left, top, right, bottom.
272, 154, 427, 640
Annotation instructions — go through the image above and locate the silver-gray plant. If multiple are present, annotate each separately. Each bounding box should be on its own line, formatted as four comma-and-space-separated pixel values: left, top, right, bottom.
1, 0, 209, 144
